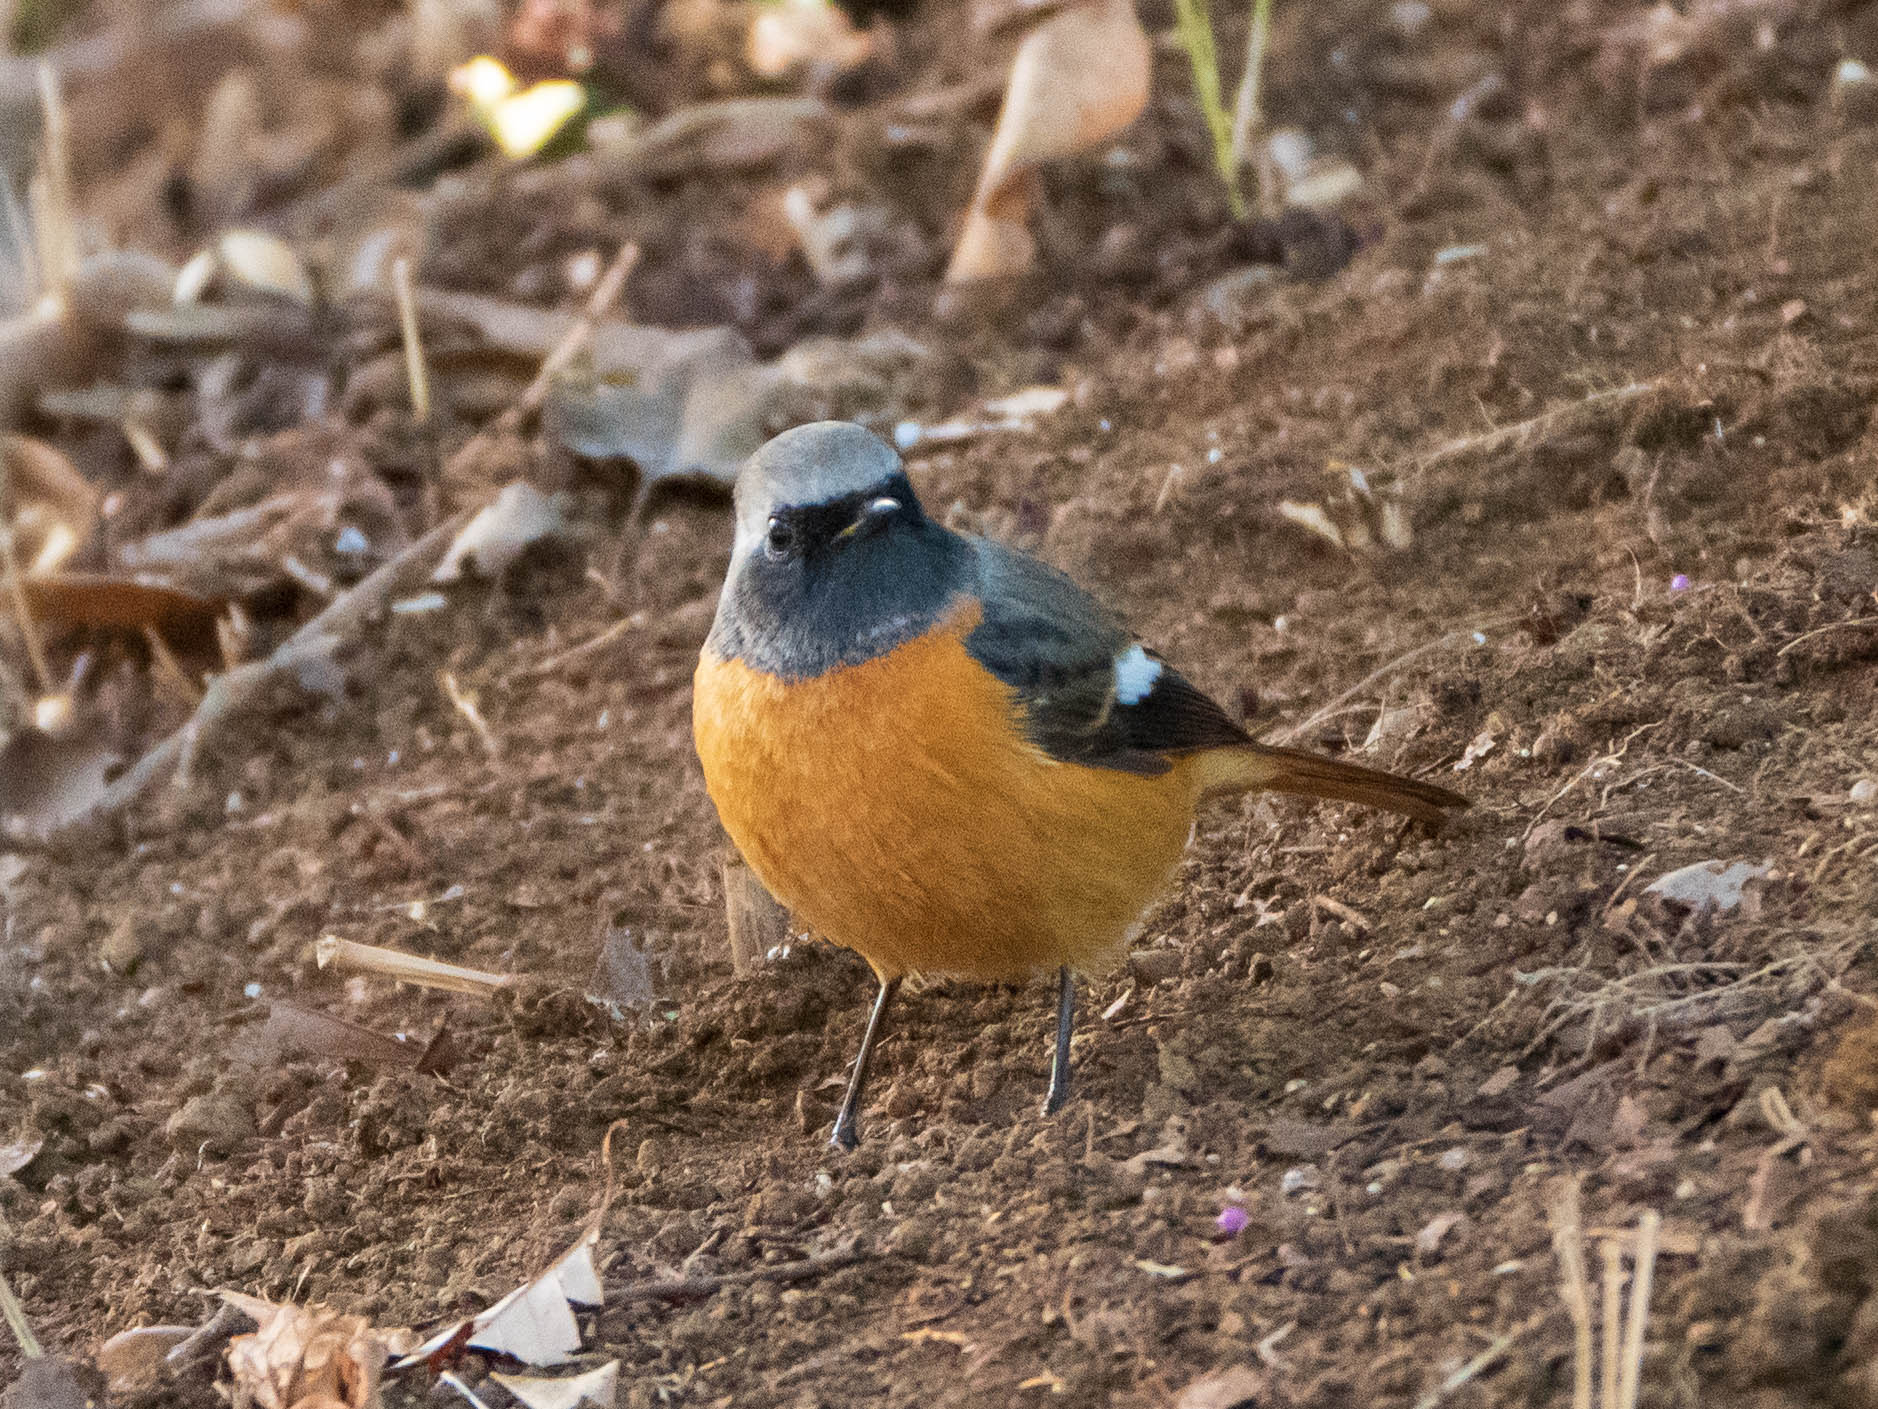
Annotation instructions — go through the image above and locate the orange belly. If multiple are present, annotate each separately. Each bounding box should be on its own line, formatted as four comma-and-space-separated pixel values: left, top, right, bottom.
692, 605, 1205, 982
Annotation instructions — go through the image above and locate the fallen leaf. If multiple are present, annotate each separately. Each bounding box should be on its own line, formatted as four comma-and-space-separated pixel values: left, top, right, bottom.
1276, 500, 1344, 550
220, 1293, 396, 1409
1415, 1211, 1466, 1259
1644, 859, 1769, 912
747, 0, 872, 78
1174, 1365, 1268, 1409
586, 927, 654, 1014
1477, 1065, 1519, 1098
19, 574, 223, 634
248, 1003, 423, 1070
0, 1132, 43, 1176
96, 1325, 193, 1392
1132, 1259, 1191, 1279
1251, 1117, 1359, 1159
944, 0, 1150, 282
398, 1228, 603, 1370
489, 1361, 619, 1409
0, 728, 117, 837
3, 435, 98, 571
433, 483, 567, 583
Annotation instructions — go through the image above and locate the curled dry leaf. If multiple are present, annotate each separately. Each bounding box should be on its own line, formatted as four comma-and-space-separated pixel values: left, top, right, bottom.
397, 1228, 603, 1370
432, 483, 567, 583
0, 1131, 44, 1176
96, 1325, 194, 1393
490, 1361, 619, 1409
943, 0, 1150, 284
220, 1292, 401, 1409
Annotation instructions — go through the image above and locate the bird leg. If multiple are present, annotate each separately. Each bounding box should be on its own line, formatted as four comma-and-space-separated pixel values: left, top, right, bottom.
831, 975, 901, 1150
1043, 966, 1075, 1116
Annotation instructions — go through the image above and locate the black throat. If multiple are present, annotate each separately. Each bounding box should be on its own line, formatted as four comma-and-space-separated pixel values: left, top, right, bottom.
706, 483, 974, 680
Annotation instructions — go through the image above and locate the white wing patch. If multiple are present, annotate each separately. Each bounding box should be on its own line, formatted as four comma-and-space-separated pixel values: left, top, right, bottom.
1113, 644, 1163, 706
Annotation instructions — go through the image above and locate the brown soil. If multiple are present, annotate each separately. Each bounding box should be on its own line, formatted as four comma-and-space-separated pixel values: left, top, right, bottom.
8, 1, 1878, 1406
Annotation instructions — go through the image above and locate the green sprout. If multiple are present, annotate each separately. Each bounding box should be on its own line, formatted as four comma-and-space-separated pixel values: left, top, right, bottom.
1171, 0, 1275, 220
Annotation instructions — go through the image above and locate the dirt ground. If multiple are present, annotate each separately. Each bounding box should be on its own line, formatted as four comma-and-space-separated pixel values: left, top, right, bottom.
6, 0, 1878, 1405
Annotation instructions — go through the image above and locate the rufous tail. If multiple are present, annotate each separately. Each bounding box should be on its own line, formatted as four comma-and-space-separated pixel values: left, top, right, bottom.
1195, 742, 1469, 826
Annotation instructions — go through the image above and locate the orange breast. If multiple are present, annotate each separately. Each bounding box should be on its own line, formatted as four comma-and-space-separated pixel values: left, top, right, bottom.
692, 604, 1205, 982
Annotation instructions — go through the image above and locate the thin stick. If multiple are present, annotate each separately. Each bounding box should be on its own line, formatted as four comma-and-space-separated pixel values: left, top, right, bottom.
1410, 1322, 1531, 1409
1599, 1240, 1624, 1409
441, 242, 638, 485
0, 444, 53, 694
34, 62, 75, 300
524, 614, 635, 677
0, 1267, 43, 1358
1775, 616, 1878, 658
392, 256, 431, 424
315, 935, 514, 998
517, 242, 638, 419
438, 670, 499, 757
1547, 1176, 1594, 1409
1271, 617, 1515, 746
142, 626, 203, 703
1414, 381, 1663, 473
611, 1247, 861, 1304
63, 510, 471, 833
1617, 1211, 1660, 1409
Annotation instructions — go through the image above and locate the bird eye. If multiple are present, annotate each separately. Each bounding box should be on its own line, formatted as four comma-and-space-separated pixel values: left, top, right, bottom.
764, 518, 795, 560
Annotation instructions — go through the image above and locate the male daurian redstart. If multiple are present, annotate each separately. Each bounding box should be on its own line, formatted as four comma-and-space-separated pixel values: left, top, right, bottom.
693, 422, 1467, 1148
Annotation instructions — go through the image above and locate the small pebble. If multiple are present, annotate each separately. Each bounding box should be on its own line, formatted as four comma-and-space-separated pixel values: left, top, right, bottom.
1216, 1205, 1249, 1237
1851, 778, 1877, 806
1671, 573, 1691, 591
1280, 1165, 1320, 1196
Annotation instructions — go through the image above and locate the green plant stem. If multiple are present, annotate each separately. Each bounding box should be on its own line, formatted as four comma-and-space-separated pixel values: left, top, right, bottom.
1171, 0, 1245, 219
0, 1267, 44, 1358
1228, 0, 1273, 182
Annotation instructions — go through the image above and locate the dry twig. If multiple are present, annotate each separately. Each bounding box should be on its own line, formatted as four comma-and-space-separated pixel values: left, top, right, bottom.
315, 936, 514, 998
611, 1247, 861, 1304
1548, 1175, 1594, 1409
57, 510, 470, 835
1599, 1240, 1624, 1409
1272, 617, 1516, 747
392, 256, 431, 424
1413, 381, 1664, 473
1617, 1211, 1660, 1409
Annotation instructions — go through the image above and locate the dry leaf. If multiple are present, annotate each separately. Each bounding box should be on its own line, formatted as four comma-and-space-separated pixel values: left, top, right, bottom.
220, 1293, 396, 1409
1415, 1211, 1466, 1259
19, 574, 222, 634
1174, 1365, 1267, 1409
398, 1228, 604, 1370
944, 0, 1150, 283
490, 1361, 619, 1409
0, 1132, 44, 1176
0, 728, 117, 837
747, 0, 873, 79
96, 1325, 193, 1392
432, 483, 567, 583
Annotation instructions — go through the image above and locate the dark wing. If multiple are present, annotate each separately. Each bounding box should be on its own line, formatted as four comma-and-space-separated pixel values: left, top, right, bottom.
962, 538, 1250, 775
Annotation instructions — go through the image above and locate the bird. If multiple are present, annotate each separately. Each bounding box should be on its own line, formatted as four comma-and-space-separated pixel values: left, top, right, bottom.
692, 421, 1468, 1149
